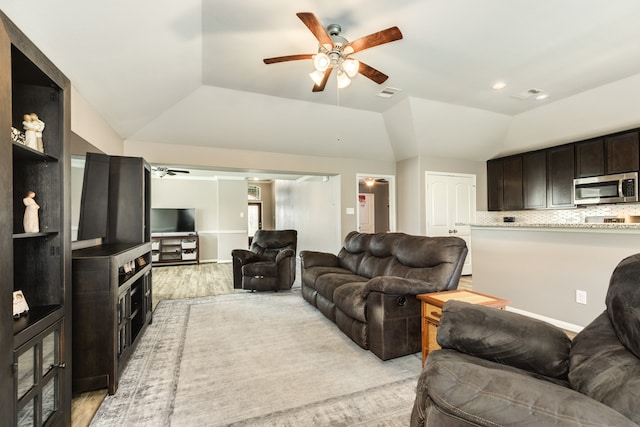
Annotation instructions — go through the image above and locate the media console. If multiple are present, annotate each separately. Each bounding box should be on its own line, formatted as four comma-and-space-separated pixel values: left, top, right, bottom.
151, 234, 199, 265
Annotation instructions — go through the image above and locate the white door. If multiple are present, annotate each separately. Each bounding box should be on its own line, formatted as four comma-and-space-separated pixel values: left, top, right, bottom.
425, 172, 476, 275
358, 193, 375, 233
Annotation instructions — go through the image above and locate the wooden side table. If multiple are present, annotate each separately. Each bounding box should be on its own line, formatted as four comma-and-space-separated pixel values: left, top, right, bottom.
417, 290, 510, 366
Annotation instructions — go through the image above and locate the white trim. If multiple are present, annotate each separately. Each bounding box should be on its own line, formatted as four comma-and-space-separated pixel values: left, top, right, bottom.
506, 306, 584, 334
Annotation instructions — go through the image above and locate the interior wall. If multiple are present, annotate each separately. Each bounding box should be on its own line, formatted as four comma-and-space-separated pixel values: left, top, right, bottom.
124, 139, 395, 242
151, 177, 220, 261
70, 86, 124, 155
274, 176, 341, 255
396, 157, 421, 235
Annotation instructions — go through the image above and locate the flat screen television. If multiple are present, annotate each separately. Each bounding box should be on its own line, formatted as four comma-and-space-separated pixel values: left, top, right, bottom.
151, 208, 196, 234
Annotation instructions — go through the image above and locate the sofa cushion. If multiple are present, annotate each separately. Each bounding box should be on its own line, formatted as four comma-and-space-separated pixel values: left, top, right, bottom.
333, 282, 369, 323
302, 266, 353, 288
314, 273, 368, 302
569, 312, 640, 424
605, 252, 640, 359
413, 350, 636, 427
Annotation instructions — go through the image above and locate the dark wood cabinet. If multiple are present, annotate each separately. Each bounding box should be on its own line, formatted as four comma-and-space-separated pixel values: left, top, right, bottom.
605, 131, 639, 174
547, 144, 575, 208
575, 138, 604, 178
487, 159, 504, 211
523, 150, 547, 209
78, 153, 151, 244
503, 156, 523, 210
72, 243, 152, 394
574, 131, 639, 178
1, 12, 71, 426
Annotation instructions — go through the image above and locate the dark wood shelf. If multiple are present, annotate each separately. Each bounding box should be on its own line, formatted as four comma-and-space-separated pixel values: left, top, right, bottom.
13, 304, 61, 337
12, 141, 59, 162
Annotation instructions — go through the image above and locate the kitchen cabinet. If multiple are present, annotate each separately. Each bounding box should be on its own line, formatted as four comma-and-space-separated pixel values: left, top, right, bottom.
575, 138, 604, 178
547, 144, 575, 208
523, 150, 547, 209
503, 156, 523, 210
575, 131, 639, 178
487, 159, 504, 211
605, 131, 639, 174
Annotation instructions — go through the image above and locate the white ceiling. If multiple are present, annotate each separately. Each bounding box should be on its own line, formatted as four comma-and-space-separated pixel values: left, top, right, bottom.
3, 0, 640, 165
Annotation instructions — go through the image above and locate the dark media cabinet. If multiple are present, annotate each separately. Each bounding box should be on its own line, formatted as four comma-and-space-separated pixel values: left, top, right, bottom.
72, 243, 152, 394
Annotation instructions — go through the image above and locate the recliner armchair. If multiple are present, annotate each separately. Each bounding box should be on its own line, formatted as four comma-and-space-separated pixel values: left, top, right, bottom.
411, 252, 640, 426
231, 229, 297, 291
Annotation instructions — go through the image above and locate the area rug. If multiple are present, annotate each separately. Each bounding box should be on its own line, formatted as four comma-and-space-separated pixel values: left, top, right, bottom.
90, 291, 422, 426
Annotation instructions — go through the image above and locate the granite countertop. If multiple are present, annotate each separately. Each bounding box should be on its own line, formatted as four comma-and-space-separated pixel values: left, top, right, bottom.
472, 222, 640, 230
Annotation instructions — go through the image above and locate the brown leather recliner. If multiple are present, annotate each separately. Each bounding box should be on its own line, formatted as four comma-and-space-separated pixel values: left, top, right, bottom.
411, 253, 640, 426
231, 229, 297, 291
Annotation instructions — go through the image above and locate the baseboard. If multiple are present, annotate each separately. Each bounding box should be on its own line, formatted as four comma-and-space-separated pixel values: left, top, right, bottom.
506, 306, 583, 334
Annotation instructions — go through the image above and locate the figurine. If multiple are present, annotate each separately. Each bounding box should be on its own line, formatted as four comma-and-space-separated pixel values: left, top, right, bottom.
23, 191, 40, 233
22, 114, 39, 151
32, 113, 45, 152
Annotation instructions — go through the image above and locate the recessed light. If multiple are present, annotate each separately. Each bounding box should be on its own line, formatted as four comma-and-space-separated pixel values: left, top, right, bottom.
535, 93, 549, 101
492, 81, 507, 90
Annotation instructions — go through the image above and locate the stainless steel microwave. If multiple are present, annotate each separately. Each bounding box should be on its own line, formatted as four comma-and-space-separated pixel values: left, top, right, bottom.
573, 172, 638, 205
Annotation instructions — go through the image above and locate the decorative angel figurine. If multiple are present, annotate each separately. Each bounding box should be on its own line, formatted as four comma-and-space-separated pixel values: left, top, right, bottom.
23, 114, 39, 150
23, 191, 40, 233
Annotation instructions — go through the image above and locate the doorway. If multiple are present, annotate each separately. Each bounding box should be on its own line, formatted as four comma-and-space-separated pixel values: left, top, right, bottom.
247, 201, 262, 246
356, 173, 396, 233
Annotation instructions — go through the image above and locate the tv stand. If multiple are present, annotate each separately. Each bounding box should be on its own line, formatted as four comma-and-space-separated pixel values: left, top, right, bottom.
152, 234, 199, 265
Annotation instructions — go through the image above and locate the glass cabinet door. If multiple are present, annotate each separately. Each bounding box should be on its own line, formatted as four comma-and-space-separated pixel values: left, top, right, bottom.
15, 322, 63, 427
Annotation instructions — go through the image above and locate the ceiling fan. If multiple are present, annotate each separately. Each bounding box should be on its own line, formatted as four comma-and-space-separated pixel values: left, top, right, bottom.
152, 167, 190, 178
263, 12, 403, 92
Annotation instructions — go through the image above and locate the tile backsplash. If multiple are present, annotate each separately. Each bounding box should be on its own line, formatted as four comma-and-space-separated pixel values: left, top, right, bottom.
476, 204, 640, 224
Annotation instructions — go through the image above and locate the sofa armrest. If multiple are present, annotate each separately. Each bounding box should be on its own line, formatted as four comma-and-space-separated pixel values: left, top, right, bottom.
437, 300, 571, 380
365, 276, 441, 296
412, 350, 638, 427
300, 250, 340, 269
231, 249, 258, 264
275, 248, 295, 264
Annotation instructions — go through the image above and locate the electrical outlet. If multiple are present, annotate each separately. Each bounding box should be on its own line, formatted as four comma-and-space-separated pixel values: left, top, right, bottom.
576, 290, 587, 305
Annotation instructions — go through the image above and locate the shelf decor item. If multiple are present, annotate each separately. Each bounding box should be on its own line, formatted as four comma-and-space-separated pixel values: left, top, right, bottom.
22, 112, 45, 152
12, 290, 29, 318
22, 190, 40, 233
11, 126, 25, 144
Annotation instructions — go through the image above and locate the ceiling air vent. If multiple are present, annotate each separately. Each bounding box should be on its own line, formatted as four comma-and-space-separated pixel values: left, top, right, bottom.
511, 88, 543, 100
377, 87, 402, 98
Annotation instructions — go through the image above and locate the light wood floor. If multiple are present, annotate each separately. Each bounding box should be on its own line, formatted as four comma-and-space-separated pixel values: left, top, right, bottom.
71, 263, 472, 426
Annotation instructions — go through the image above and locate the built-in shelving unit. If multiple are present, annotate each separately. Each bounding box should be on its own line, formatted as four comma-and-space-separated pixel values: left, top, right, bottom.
1, 11, 72, 426
152, 234, 199, 265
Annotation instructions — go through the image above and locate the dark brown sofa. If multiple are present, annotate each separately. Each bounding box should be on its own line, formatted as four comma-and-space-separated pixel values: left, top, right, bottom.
300, 231, 468, 360
411, 253, 640, 426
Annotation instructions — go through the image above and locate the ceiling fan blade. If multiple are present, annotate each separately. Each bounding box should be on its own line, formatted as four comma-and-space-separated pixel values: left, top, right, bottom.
168, 169, 190, 174
344, 26, 403, 54
312, 68, 332, 92
358, 61, 389, 85
296, 12, 333, 49
263, 54, 314, 64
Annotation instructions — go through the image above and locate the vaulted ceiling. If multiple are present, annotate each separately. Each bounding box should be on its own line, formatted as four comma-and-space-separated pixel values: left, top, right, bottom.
3, 0, 640, 163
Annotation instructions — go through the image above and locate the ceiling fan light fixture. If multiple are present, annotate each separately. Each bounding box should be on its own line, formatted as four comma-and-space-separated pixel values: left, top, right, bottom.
343, 58, 360, 78
309, 69, 325, 85
313, 52, 330, 71
336, 70, 351, 89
